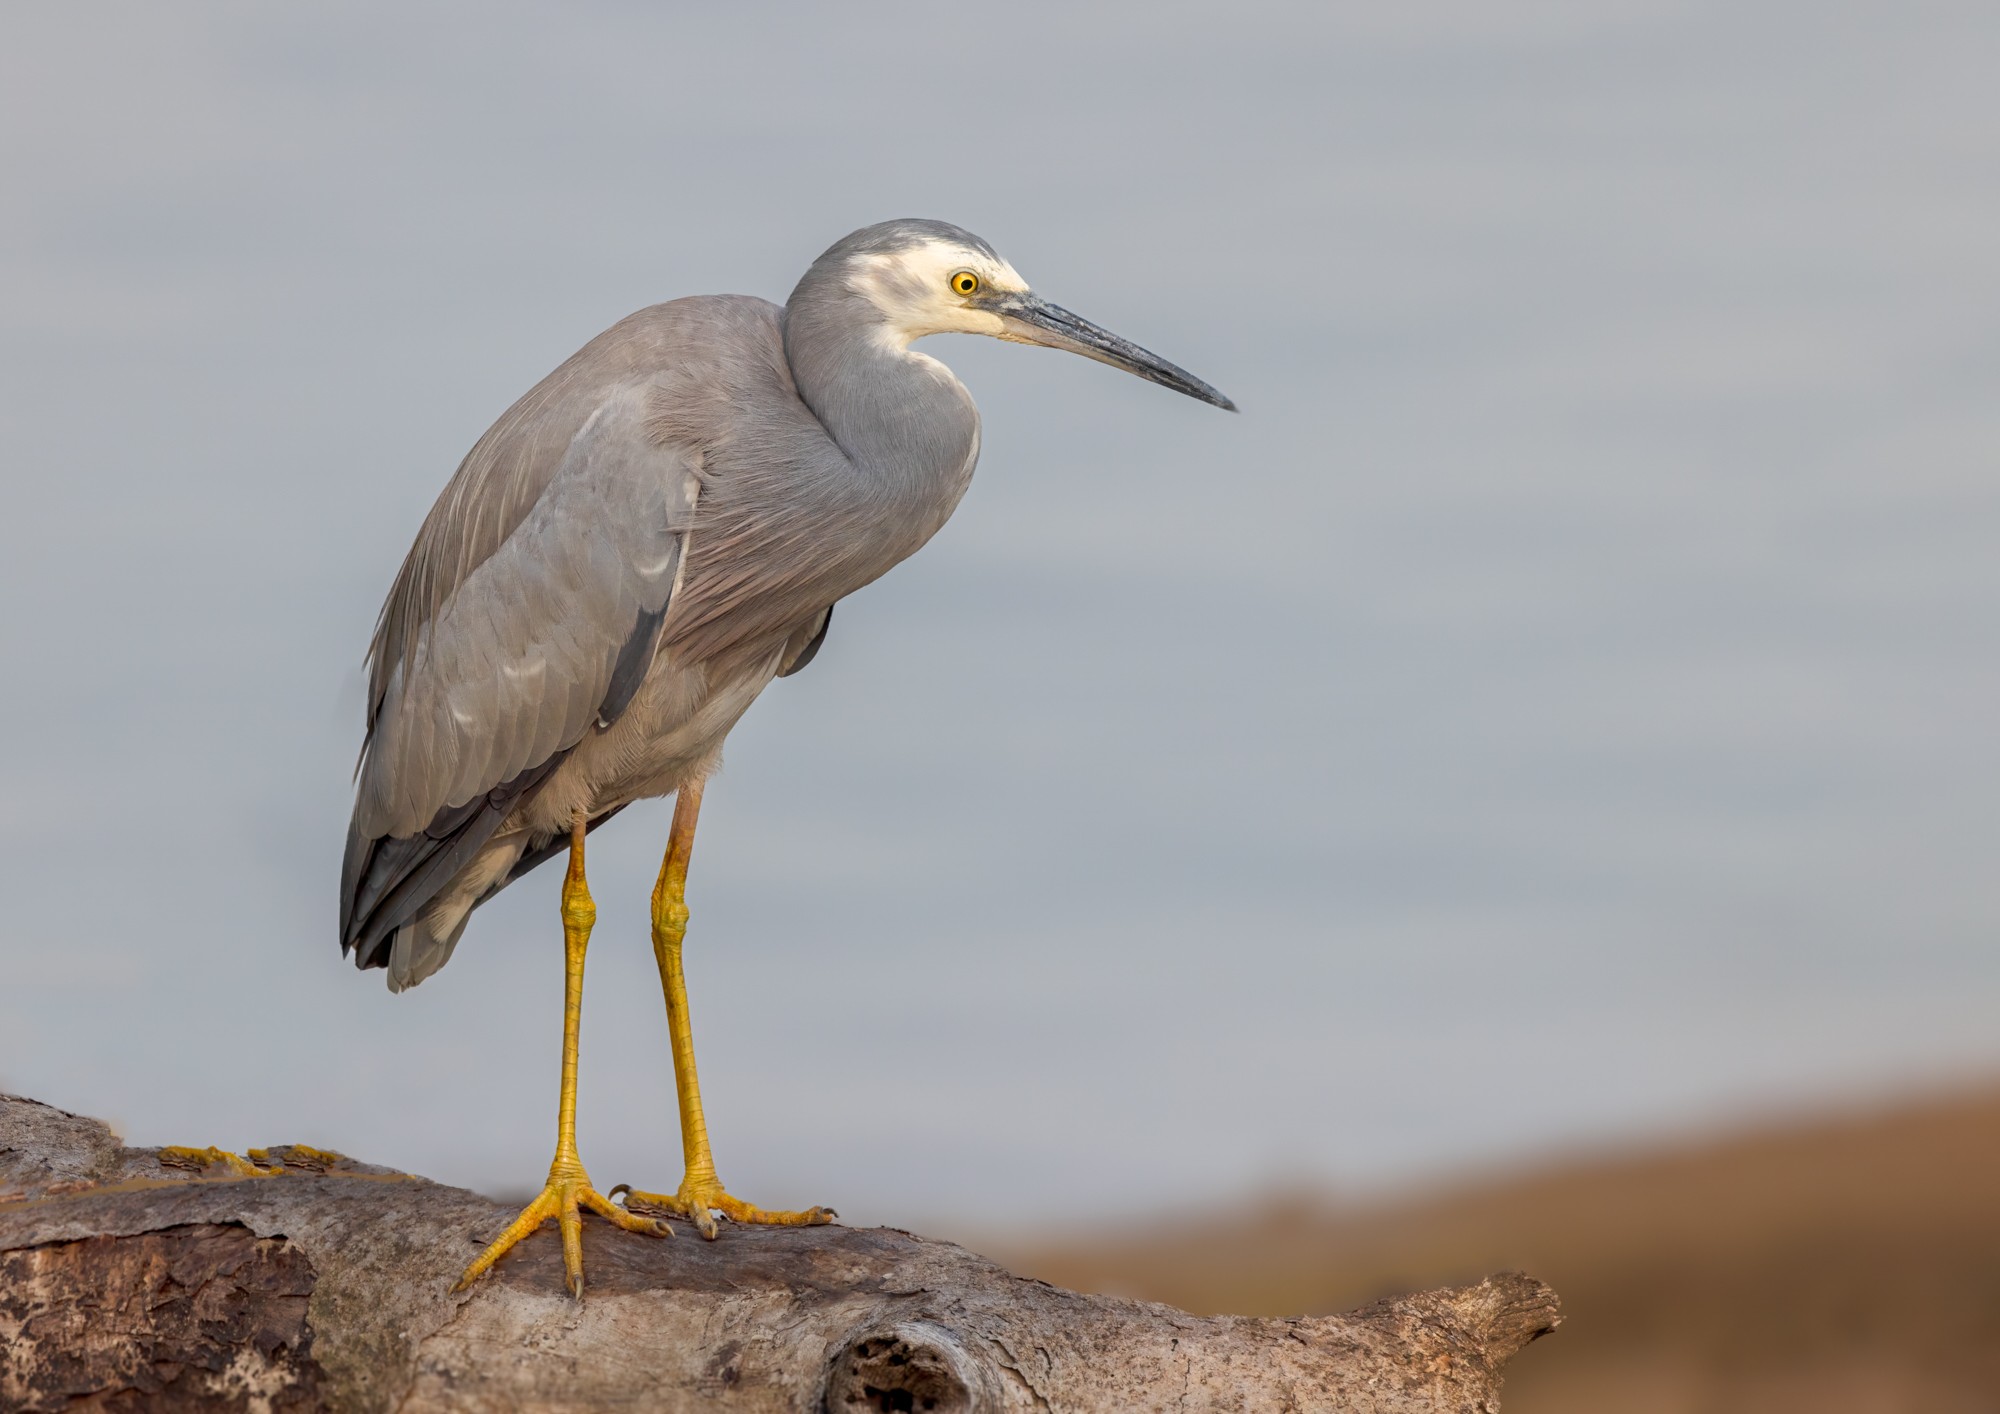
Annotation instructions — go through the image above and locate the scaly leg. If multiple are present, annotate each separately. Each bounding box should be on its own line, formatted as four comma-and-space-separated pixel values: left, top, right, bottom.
454, 809, 671, 1297
612, 778, 835, 1239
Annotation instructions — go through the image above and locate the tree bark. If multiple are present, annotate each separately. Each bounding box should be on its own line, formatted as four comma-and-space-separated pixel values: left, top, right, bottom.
0, 1095, 1558, 1412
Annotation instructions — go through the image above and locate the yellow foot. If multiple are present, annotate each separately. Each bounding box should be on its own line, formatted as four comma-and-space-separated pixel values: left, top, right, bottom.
158, 1145, 280, 1178
611, 1173, 835, 1241
455, 1157, 672, 1299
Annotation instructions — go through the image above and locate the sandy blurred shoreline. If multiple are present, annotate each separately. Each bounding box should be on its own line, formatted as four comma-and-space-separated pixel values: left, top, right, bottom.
976, 1082, 2000, 1413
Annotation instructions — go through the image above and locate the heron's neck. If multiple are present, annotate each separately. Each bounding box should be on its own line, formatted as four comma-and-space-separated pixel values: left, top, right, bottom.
782, 288, 979, 501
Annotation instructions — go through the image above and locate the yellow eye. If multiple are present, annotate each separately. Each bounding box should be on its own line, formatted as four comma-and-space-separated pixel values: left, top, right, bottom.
949, 270, 980, 296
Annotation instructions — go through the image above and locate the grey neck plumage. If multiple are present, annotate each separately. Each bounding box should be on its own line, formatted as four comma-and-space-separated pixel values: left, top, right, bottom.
781, 268, 980, 504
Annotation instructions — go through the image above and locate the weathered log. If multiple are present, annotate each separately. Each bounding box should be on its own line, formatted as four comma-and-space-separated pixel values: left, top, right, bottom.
0, 1095, 1558, 1411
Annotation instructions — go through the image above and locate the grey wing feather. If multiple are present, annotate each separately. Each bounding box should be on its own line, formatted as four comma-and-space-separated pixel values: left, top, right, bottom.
778, 603, 834, 677
599, 600, 671, 726
366, 306, 695, 734
353, 381, 700, 842
341, 378, 699, 968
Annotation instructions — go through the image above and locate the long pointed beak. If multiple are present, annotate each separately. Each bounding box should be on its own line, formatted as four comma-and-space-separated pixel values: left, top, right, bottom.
994, 293, 1237, 411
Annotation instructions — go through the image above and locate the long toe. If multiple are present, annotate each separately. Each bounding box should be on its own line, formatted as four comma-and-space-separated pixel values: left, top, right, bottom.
558, 1188, 586, 1298
580, 1187, 673, 1237
613, 1176, 836, 1240
712, 1192, 837, 1227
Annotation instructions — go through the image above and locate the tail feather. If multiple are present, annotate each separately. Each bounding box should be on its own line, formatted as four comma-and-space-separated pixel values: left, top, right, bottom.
385, 833, 526, 991
386, 913, 471, 993
340, 750, 570, 976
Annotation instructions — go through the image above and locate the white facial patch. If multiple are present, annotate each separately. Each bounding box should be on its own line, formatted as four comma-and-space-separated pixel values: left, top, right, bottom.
849, 239, 1029, 346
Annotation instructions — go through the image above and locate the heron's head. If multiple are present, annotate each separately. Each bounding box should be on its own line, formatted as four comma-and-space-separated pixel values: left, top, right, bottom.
802, 218, 1236, 411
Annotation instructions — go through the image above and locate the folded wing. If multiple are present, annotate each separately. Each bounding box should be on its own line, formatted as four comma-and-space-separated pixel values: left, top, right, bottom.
340, 380, 700, 970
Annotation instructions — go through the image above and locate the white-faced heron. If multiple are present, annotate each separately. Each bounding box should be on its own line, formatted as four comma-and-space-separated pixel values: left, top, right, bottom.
337, 218, 1234, 1296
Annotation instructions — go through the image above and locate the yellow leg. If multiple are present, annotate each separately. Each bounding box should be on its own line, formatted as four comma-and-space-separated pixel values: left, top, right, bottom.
454, 809, 671, 1298
611, 778, 834, 1239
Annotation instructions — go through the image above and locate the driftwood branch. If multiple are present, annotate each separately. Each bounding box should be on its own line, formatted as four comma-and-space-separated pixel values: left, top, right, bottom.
0, 1095, 1558, 1411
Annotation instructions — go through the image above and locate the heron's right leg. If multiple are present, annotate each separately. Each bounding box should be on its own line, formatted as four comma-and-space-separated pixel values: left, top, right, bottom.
453, 809, 671, 1299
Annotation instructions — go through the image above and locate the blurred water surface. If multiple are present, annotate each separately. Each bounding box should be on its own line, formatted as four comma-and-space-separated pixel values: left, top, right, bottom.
0, 2, 1995, 1228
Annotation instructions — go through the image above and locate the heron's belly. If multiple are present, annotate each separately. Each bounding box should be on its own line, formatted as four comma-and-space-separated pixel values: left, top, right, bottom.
511, 647, 785, 840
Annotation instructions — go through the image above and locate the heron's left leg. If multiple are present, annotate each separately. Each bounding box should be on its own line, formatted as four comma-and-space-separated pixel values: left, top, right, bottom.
611, 778, 835, 1239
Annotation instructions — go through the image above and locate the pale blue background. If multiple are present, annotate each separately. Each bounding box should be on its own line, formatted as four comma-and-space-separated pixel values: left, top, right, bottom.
2, 2, 1995, 1229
